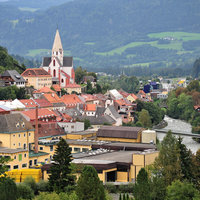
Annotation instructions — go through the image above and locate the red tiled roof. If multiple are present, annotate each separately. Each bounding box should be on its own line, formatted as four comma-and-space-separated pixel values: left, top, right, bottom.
34, 99, 52, 108
130, 93, 138, 100
61, 94, 83, 107
62, 113, 72, 121
65, 83, 81, 88
43, 93, 63, 104
33, 86, 55, 94
114, 99, 132, 106
85, 104, 96, 111
194, 105, 200, 110
21, 68, 51, 77
52, 84, 61, 92
22, 108, 58, 120
81, 94, 98, 101
19, 99, 37, 108
138, 90, 146, 95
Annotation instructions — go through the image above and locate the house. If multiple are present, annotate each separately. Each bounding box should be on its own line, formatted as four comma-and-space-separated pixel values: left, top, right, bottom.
157, 91, 168, 99
65, 83, 82, 94
52, 84, 61, 97
21, 108, 58, 122
1, 70, 25, 88
42, 29, 75, 88
83, 76, 96, 87
61, 94, 84, 108
81, 94, 99, 105
19, 99, 38, 110
0, 105, 11, 115
0, 113, 35, 170
194, 105, 200, 112
127, 93, 138, 103
33, 86, 55, 99
108, 89, 123, 100
0, 99, 25, 110
85, 104, 96, 116
94, 94, 113, 108
33, 99, 53, 110
104, 105, 122, 126
58, 121, 84, 134
41, 93, 66, 111
21, 68, 52, 90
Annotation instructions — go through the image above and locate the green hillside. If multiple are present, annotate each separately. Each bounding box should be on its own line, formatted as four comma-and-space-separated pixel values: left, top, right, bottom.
0, 0, 200, 75
0, 46, 26, 74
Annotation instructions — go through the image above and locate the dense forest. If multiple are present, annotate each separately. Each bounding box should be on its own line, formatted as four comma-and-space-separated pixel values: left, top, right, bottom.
1, 0, 200, 73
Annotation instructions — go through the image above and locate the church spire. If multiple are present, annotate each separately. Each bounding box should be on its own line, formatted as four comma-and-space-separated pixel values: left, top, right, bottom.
52, 29, 63, 64
52, 29, 63, 52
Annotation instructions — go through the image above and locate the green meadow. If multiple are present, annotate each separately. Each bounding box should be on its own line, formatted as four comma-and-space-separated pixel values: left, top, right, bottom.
27, 49, 71, 57
95, 32, 200, 56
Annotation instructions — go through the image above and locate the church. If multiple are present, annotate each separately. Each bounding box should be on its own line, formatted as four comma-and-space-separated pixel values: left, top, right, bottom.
42, 29, 75, 88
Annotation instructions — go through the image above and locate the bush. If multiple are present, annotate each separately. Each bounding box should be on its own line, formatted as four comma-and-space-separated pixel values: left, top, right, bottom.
119, 183, 134, 193
37, 180, 49, 192
23, 176, 38, 194
17, 184, 34, 200
104, 183, 117, 193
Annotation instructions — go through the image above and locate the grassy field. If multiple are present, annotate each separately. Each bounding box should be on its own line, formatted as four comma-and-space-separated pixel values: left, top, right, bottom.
95, 32, 200, 56
148, 32, 200, 41
84, 42, 95, 45
9, 20, 19, 28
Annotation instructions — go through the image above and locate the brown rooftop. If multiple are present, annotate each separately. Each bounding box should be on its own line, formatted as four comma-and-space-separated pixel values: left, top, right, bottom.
21, 68, 51, 77
97, 126, 144, 139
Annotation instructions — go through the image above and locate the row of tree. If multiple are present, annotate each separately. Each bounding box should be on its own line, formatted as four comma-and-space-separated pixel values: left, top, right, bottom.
167, 80, 200, 134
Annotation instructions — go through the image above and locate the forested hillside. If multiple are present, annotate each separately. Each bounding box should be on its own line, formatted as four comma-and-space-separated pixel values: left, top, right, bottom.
1, 0, 200, 74
0, 46, 26, 74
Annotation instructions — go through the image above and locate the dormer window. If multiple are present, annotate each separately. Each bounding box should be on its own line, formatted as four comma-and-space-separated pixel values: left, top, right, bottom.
56, 52, 58, 55
21, 122, 25, 128
16, 123, 20, 128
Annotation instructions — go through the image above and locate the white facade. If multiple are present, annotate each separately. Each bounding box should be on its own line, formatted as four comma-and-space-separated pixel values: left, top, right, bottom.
58, 121, 84, 133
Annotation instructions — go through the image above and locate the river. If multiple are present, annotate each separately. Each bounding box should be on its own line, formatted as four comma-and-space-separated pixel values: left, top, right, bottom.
157, 116, 200, 154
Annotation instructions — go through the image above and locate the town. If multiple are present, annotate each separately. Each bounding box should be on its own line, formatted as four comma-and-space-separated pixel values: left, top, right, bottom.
0, 29, 200, 200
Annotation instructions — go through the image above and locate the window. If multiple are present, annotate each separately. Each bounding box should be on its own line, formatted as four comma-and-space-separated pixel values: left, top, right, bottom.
53, 69, 56, 77
23, 144, 26, 149
56, 52, 58, 55
24, 133, 26, 137
82, 148, 89, 152
13, 165, 18, 169
22, 164, 27, 168
19, 143, 21, 147
24, 154, 26, 158
40, 147, 43, 150
29, 160, 32, 166
13, 143, 15, 146
18, 134, 20, 138
74, 148, 80, 153
61, 78, 64, 83
50, 146, 53, 152
14, 155, 16, 159
13, 135, 15, 137
34, 159, 37, 165
18, 154, 22, 161
53, 60, 55, 66
29, 132, 31, 136
69, 147, 72, 151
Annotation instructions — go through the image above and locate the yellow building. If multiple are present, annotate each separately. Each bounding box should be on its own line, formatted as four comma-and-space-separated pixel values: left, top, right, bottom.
65, 83, 82, 94
21, 68, 52, 90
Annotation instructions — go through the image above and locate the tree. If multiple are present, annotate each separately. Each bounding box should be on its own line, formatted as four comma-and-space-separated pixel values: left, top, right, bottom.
177, 137, 194, 182
138, 109, 152, 128
133, 168, 150, 200
0, 177, 17, 200
166, 180, 200, 200
76, 165, 106, 200
48, 138, 75, 193
187, 80, 200, 92
192, 58, 200, 78
75, 66, 87, 84
84, 119, 91, 130
154, 131, 182, 185
17, 183, 34, 200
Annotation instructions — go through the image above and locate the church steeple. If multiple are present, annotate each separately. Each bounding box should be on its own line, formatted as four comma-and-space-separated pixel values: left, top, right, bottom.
52, 29, 63, 64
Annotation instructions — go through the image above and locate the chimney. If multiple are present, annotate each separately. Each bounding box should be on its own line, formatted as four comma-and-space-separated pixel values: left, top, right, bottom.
34, 106, 39, 153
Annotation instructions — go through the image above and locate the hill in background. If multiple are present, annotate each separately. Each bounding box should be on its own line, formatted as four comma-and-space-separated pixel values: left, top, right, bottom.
0, 0, 200, 75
